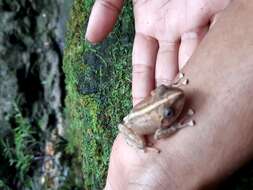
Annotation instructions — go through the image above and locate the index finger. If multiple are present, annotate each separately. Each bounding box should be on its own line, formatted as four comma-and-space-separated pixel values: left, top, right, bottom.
85, 0, 124, 43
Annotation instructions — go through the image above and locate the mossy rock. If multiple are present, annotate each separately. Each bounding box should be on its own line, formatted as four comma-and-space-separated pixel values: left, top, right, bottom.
64, 0, 253, 189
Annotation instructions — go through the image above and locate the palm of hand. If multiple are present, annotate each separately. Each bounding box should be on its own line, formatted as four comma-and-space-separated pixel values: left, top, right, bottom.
134, 0, 212, 38
86, 0, 230, 105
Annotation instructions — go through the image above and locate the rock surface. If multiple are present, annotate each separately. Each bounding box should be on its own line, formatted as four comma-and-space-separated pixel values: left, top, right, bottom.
0, 0, 74, 189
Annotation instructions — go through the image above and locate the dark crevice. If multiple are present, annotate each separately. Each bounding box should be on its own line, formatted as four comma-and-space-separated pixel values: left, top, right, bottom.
6, 31, 27, 50
16, 63, 44, 117
48, 111, 57, 130
1, 1, 12, 11
8, 33, 20, 45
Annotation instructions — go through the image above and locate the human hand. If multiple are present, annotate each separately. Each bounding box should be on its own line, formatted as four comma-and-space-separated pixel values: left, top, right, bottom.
85, 0, 231, 105
103, 0, 253, 189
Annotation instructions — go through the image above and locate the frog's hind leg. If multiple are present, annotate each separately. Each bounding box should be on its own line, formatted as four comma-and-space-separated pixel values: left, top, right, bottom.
172, 72, 189, 87
118, 124, 146, 150
118, 124, 160, 153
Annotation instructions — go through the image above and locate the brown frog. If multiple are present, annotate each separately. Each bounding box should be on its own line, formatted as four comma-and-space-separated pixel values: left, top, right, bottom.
118, 73, 194, 152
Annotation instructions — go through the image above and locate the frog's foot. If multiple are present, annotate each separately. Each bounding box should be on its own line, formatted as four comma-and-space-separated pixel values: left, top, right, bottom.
118, 123, 146, 149
118, 124, 160, 153
178, 120, 195, 129
145, 147, 161, 153
154, 126, 178, 140
145, 142, 161, 153
154, 116, 195, 140
172, 72, 189, 87
179, 108, 195, 126
125, 135, 160, 153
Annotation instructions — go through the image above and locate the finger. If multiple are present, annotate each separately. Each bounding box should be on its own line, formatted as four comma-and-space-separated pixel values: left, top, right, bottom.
155, 40, 179, 87
85, 0, 124, 43
132, 33, 158, 106
178, 27, 208, 69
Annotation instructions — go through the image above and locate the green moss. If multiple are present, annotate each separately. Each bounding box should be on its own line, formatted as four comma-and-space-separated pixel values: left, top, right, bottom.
63, 0, 134, 189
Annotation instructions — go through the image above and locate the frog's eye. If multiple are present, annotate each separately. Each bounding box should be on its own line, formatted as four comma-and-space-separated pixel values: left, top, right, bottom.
164, 107, 174, 118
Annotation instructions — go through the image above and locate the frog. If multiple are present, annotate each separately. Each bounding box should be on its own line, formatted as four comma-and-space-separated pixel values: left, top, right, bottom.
118, 73, 195, 153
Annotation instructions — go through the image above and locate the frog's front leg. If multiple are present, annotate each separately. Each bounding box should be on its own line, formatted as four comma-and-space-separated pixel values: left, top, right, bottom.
118, 124, 146, 150
154, 120, 195, 140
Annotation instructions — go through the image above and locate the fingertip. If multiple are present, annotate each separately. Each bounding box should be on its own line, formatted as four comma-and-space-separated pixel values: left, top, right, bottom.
85, 11, 114, 43
85, 0, 123, 43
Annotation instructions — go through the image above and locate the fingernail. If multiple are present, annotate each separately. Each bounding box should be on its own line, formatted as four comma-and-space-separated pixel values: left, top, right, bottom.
85, 38, 98, 46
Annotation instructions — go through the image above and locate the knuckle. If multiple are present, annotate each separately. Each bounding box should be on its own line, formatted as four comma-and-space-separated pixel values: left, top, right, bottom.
181, 32, 199, 40
181, 26, 208, 41
158, 41, 179, 53
132, 64, 153, 75
156, 78, 173, 85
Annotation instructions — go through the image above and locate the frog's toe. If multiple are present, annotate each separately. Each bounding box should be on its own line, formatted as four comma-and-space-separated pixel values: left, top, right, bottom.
147, 141, 154, 147
146, 146, 161, 154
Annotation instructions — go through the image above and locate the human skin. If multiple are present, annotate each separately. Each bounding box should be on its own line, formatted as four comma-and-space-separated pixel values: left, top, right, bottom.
85, 0, 231, 106
103, 0, 253, 189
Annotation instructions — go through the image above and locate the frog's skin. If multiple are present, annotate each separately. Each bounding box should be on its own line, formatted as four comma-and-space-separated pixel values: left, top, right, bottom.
118, 73, 194, 152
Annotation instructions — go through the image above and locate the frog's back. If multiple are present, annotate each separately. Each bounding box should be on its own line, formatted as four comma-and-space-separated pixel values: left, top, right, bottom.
133, 96, 156, 112
124, 85, 184, 135
133, 85, 170, 112
125, 111, 161, 135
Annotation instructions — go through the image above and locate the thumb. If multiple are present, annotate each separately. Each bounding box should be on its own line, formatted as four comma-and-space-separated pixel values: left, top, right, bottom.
85, 0, 124, 43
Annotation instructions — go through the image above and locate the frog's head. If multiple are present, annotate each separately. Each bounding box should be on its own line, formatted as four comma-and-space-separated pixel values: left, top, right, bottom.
159, 87, 185, 127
